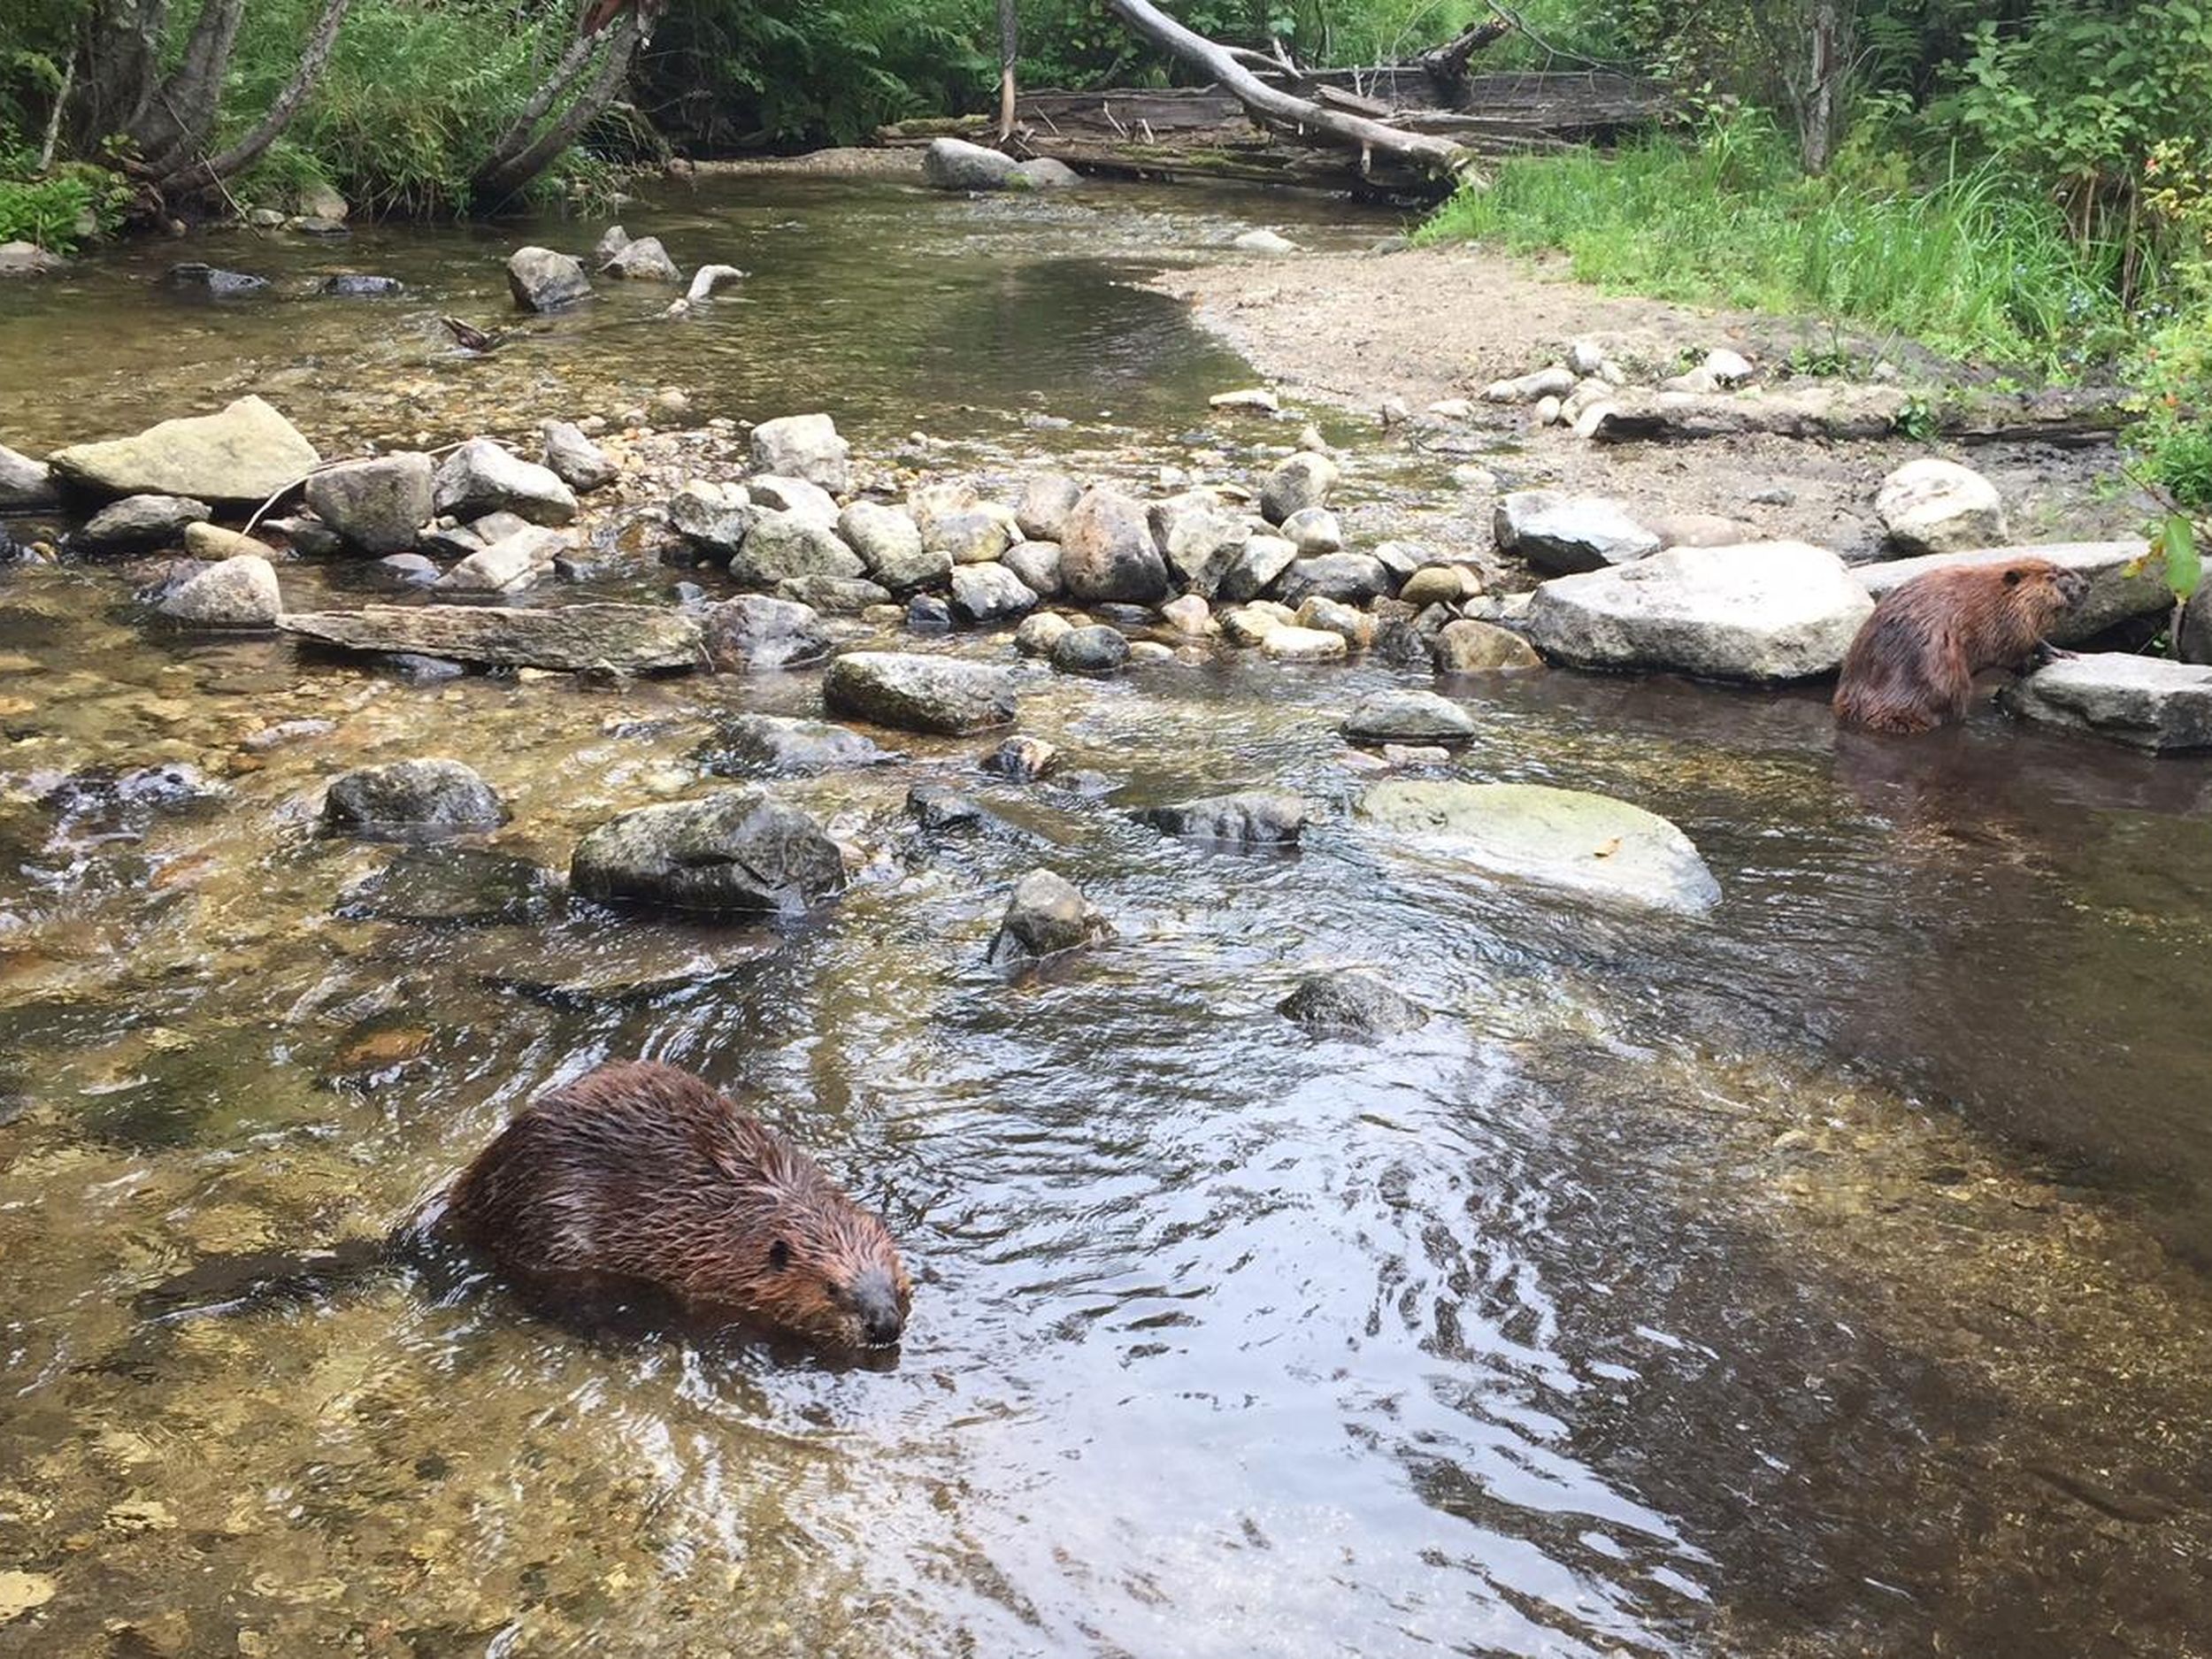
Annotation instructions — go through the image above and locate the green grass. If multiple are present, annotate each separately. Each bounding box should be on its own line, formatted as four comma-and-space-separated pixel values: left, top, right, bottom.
1417, 119, 2129, 369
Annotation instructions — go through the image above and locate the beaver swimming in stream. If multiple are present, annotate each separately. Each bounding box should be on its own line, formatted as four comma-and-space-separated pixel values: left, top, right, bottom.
1834, 558, 2089, 734
135, 1060, 910, 1353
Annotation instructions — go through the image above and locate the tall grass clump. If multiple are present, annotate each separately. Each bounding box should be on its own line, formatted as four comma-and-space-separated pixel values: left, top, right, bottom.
1417, 111, 2127, 369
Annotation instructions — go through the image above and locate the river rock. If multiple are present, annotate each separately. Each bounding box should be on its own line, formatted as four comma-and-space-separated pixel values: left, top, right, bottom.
1140, 790, 1308, 847
698, 712, 897, 775
433, 438, 577, 526
1012, 157, 1081, 189
1434, 618, 1542, 672
1016, 611, 1073, 657
541, 421, 617, 492
776, 574, 891, 612
1483, 366, 1577, 404
279, 603, 703, 671
670, 480, 756, 556
571, 789, 845, 914
908, 782, 985, 832
323, 759, 507, 841
376, 553, 440, 588
1855, 541, 2166, 646
838, 501, 939, 589
155, 553, 281, 626
508, 245, 591, 311
1398, 565, 1484, 608
0, 442, 58, 509
987, 869, 1112, 964
305, 452, 434, 551
982, 734, 1059, 781
726, 510, 864, 588
993, 541, 1057, 598
1051, 623, 1130, 675
749, 474, 841, 526
336, 846, 559, 926
701, 593, 829, 670
1296, 595, 1371, 648
924, 136, 1020, 190
929, 509, 1013, 565
594, 225, 631, 263
1159, 506, 1247, 599
750, 413, 849, 493
951, 562, 1039, 623
1876, 457, 2007, 556
1359, 780, 1720, 913
1262, 625, 1348, 662
1342, 688, 1476, 746
824, 650, 1018, 734
602, 236, 680, 280
1999, 654, 2212, 752
1281, 507, 1343, 556
1161, 594, 1213, 634
74, 494, 211, 553
1494, 490, 1662, 575
1276, 553, 1389, 608
1220, 533, 1298, 603
1018, 474, 1083, 541
0, 241, 65, 275
50, 396, 318, 505
1233, 228, 1298, 255
1525, 541, 1872, 681
161, 262, 268, 298
1260, 452, 1338, 525
1278, 971, 1426, 1037
434, 525, 567, 594
319, 273, 403, 297
1061, 486, 1169, 604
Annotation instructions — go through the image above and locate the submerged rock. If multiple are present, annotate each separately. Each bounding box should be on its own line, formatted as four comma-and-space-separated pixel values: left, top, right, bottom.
279, 603, 703, 672
322, 759, 508, 841
987, 869, 1112, 965
1876, 457, 2007, 557
700, 593, 829, 671
161, 262, 269, 298
572, 789, 844, 915
1358, 780, 1720, 913
1278, 971, 1426, 1038
319, 273, 405, 297
1139, 790, 1308, 847
1525, 541, 1872, 682
907, 781, 985, 832
823, 650, 1018, 734
698, 712, 897, 775
982, 734, 1059, 781
336, 846, 560, 926
306, 453, 434, 552
2000, 654, 2212, 752
508, 245, 591, 311
50, 396, 319, 504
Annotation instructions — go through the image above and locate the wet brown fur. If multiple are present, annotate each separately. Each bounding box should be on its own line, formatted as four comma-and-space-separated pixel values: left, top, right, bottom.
444, 1061, 910, 1348
1834, 559, 2088, 734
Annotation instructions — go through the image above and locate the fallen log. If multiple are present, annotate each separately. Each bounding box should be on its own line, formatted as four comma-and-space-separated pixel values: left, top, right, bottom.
1101, 0, 1472, 184
1582, 385, 2127, 446
279, 603, 706, 672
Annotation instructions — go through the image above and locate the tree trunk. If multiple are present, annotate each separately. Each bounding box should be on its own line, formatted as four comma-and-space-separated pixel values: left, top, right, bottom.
76, 0, 171, 147
1100, 0, 1471, 181
129, 0, 248, 175
1797, 0, 1845, 174
474, 27, 607, 185
472, 4, 652, 204
996, 0, 1018, 140
159, 0, 356, 195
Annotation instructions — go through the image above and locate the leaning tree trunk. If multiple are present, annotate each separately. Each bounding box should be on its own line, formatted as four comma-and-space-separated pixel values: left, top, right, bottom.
471, 4, 652, 205
996, 0, 1018, 140
128, 0, 247, 176
1100, 0, 1471, 181
157, 0, 356, 196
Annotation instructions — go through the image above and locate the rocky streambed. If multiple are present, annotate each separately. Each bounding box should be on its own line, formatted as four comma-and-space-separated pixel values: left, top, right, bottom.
3, 173, 2212, 1658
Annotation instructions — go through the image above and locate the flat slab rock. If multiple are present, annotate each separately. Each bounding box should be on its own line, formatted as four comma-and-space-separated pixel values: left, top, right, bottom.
2000, 654, 2212, 752
50, 395, 319, 504
1358, 780, 1720, 914
1526, 541, 1872, 682
279, 603, 704, 672
823, 650, 1018, 735
1856, 541, 2167, 646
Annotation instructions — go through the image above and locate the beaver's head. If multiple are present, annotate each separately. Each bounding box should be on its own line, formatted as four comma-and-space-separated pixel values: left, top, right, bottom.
2002, 560, 2089, 621
741, 1201, 912, 1350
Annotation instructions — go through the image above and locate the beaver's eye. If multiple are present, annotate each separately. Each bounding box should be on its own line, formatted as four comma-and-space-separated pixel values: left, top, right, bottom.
767, 1240, 792, 1271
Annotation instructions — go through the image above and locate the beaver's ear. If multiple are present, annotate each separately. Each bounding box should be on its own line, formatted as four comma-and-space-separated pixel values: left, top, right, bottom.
767, 1239, 792, 1271
2003, 567, 2024, 586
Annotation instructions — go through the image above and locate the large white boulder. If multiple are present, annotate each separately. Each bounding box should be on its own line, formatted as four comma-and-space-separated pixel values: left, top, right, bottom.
1876, 457, 2007, 556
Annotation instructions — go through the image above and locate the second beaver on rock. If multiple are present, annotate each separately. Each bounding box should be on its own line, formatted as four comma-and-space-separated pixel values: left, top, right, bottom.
445, 1060, 911, 1349
1834, 559, 2088, 734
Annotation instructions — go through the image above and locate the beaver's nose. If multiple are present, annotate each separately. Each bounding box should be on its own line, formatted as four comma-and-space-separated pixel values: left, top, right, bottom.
852, 1269, 904, 1347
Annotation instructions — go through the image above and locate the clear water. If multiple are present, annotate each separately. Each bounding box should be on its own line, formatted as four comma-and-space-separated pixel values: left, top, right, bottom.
2, 177, 2208, 1659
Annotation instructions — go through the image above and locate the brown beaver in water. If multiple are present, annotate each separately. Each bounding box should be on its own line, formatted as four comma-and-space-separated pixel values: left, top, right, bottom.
444, 1060, 911, 1349
1833, 559, 2088, 734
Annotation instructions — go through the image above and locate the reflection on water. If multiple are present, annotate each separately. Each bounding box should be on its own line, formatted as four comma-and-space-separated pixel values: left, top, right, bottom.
4, 178, 2212, 1658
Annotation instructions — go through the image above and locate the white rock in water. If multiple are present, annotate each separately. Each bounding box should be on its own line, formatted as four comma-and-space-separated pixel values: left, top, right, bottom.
2000, 653, 2212, 752
1233, 228, 1299, 255
1876, 457, 2008, 556
1525, 541, 1872, 681
1261, 625, 1348, 662
157, 552, 281, 626
1359, 780, 1721, 913
1210, 388, 1280, 413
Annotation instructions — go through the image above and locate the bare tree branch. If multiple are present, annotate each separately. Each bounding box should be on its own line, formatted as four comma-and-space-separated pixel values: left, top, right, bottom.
160, 0, 356, 194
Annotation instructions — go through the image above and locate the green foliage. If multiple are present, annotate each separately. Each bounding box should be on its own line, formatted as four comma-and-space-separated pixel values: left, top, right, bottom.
2131, 512, 2202, 606
1417, 109, 2125, 367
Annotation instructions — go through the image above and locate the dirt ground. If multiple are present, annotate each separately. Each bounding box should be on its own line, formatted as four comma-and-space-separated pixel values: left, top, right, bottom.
1151, 244, 2152, 565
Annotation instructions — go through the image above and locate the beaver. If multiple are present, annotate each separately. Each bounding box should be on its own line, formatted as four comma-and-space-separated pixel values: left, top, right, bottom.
444, 1060, 910, 1349
1834, 558, 2088, 734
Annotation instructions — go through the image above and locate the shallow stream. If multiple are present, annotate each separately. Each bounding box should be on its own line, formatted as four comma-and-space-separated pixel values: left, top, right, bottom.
2, 175, 2209, 1658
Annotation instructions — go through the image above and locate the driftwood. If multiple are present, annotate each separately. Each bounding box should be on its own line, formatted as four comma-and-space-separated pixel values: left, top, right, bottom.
1583, 385, 2127, 447
1100, 0, 1471, 185
279, 603, 705, 672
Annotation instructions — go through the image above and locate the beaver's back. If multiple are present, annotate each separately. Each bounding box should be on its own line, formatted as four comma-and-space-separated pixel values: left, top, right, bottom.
1835, 559, 2084, 733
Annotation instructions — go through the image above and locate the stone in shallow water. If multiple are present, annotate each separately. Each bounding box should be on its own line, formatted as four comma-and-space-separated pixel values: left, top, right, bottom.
50, 395, 317, 504
482, 929, 780, 1007
279, 603, 703, 672
306, 452, 434, 552
1341, 689, 1476, 747
700, 594, 829, 671
1278, 972, 1426, 1038
571, 788, 845, 914
321, 759, 507, 841
697, 712, 898, 776
337, 846, 561, 926
1051, 624, 1130, 676
73, 494, 211, 553
825, 650, 1018, 734
1999, 654, 2212, 752
1358, 780, 1720, 914
987, 869, 1112, 965
1139, 790, 1308, 848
